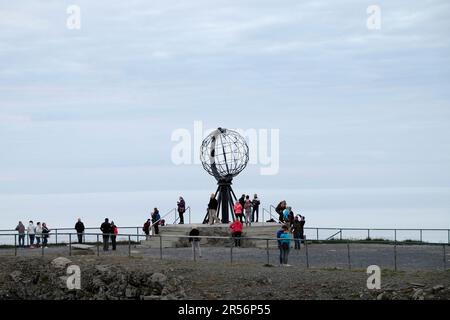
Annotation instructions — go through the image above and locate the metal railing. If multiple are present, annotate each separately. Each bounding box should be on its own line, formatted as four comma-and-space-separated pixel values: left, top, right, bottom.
2, 225, 450, 246
1, 232, 448, 272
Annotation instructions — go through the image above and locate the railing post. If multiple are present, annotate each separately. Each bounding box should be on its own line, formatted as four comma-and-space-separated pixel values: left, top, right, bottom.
55, 229, 58, 245
305, 236, 309, 268
96, 234, 100, 256
316, 228, 319, 241
340, 229, 342, 241
136, 227, 139, 243
230, 241, 233, 265
193, 238, 196, 262
189, 207, 191, 224
129, 235, 131, 257
42, 240, 44, 256
159, 236, 163, 260
448, 230, 449, 245
69, 234, 72, 256
367, 229, 370, 240
14, 234, 17, 257
394, 243, 397, 271
443, 245, 446, 271
347, 241, 351, 270
266, 239, 269, 265
420, 229, 422, 242
394, 229, 397, 242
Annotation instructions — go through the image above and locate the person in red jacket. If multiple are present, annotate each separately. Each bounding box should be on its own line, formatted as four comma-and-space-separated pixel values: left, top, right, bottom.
230, 220, 243, 247
111, 221, 118, 251
234, 201, 243, 223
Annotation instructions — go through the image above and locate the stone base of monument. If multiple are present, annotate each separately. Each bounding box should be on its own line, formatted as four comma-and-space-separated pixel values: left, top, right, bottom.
140, 222, 282, 248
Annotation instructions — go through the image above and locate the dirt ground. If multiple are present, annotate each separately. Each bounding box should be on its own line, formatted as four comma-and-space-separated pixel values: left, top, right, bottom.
0, 255, 449, 300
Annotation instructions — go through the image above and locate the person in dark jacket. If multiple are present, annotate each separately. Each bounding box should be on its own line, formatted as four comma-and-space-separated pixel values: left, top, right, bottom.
275, 201, 287, 223
207, 194, 220, 225
143, 219, 151, 240
75, 218, 85, 244
100, 218, 111, 251
291, 216, 302, 250
177, 197, 186, 224
189, 228, 201, 259
299, 215, 306, 244
15, 221, 26, 248
41, 223, 50, 248
252, 194, 260, 222
151, 209, 161, 235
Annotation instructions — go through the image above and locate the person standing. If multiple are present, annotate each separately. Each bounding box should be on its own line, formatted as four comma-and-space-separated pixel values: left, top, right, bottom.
276, 226, 285, 265
252, 194, 260, 223
15, 221, 25, 248
244, 195, 253, 227
239, 194, 245, 212
288, 208, 295, 227
207, 194, 220, 225
234, 201, 243, 223
230, 219, 243, 247
35, 222, 42, 248
177, 197, 186, 224
276, 201, 287, 223
27, 221, 35, 248
100, 218, 111, 251
300, 215, 306, 245
143, 219, 151, 240
189, 228, 202, 259
291, 216, 302, 250
110, 221, 118, 251
283, 207, 291, 223
42, 223, 50, 248
279, 225, 291, 266
151, 208, 161, 235
75, 218, 85, 244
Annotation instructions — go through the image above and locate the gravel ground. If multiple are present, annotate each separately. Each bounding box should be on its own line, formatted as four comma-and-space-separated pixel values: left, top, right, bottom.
0, 254, 449, 300
2, 243, 449, 271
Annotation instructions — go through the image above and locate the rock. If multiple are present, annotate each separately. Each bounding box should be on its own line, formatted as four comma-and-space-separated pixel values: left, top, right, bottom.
95, 265, 110, 273
125, 286, 138, 298
9, 271, 22, 282
432, 285, 445, 293
51, 257, 72, 269
150, 273, 167, 288
409, 282, 425, 287
70, 244, 94, 250
376, 292, 391, 300
412, 289, 424, 300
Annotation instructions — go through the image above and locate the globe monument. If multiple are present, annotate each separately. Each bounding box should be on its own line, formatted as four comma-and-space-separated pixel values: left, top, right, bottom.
200, 127, 249, 223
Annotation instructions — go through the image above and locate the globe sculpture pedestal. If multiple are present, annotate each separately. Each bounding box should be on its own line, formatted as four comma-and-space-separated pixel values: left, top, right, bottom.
204, 177, 238, 224
200, 128, 249, 224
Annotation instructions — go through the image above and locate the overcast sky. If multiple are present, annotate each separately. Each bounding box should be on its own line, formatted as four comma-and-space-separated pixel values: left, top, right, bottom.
1, 0, 449, 198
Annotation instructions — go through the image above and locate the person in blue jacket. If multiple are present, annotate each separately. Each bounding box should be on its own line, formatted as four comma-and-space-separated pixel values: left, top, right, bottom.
279, 225, 292, 266
277, 225, 290, 266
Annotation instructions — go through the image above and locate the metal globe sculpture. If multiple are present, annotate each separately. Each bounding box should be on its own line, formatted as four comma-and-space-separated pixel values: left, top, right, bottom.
200, 128, 249, 223
200, 128, 249, 181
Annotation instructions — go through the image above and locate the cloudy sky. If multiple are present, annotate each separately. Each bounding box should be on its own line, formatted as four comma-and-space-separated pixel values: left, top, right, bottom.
0, 0, 449, 228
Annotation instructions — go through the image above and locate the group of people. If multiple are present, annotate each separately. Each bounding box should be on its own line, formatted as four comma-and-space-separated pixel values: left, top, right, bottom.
15, 221, 50, 248
142, 207, 161, 239
99, 218, 119, 251
206, 193, 261, 225
233, 194, 261, 226
276, 214, 306, 266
